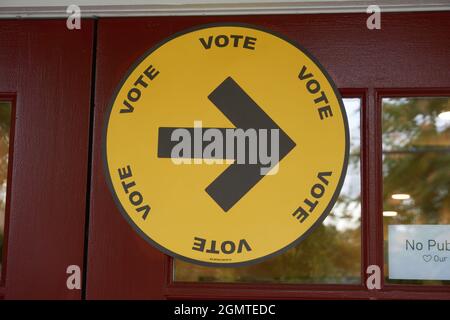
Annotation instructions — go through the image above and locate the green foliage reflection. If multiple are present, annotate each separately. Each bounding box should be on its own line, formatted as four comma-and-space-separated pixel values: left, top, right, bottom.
382, 97, 450, 285
0, 101, 11, 270
175, 99, 362, 284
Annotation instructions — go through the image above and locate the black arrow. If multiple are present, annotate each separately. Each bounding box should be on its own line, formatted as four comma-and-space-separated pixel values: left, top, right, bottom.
158, 77, 296, 211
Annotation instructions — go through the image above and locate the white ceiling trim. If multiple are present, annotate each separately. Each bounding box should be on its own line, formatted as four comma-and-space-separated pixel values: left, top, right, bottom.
0, 1, 449, 18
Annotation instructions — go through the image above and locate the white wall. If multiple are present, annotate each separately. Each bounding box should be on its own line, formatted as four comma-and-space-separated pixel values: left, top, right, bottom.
0, 0, 449, 17
0, 0, 392, 6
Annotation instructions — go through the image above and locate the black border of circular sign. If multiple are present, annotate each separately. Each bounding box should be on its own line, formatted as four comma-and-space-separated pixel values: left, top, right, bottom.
102, 22, 350, 268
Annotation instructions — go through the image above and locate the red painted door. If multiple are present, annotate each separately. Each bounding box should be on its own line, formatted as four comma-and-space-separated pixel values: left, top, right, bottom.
87, 13, 450, 299
0, 20, 94, 299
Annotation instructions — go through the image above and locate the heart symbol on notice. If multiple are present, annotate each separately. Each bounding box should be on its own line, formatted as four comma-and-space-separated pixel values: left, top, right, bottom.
423, 255, 432, 262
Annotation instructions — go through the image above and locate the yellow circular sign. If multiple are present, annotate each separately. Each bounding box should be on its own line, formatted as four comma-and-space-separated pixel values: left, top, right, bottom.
104, 24, 349, 266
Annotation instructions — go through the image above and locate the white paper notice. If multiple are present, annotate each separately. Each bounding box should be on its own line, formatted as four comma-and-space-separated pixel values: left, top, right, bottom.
388, 225, 450, 280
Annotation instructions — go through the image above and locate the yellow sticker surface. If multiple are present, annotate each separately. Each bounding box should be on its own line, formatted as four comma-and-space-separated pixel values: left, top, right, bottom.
104, 24, 349, 266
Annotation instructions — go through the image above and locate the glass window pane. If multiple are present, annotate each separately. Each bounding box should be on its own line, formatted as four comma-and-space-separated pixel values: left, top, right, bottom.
174, 98, 361, 284
0, 101, 12, 277
383, 97, 450, 285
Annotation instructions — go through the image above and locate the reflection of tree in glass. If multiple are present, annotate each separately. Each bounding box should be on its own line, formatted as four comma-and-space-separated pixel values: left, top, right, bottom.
0, 101, 11, 268
175, 100, 362, 284
383, 98, 450, 224
382, 97, 450, 285
175, 220, 361, 284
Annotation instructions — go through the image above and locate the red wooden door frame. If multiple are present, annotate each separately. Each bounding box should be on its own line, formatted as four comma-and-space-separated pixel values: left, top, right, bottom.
0, 20, 94, 299
85, 12, 450, 299
1, 14, 447, 301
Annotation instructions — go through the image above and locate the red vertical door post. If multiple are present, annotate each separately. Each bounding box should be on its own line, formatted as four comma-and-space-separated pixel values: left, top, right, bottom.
0, 20, 94, 299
